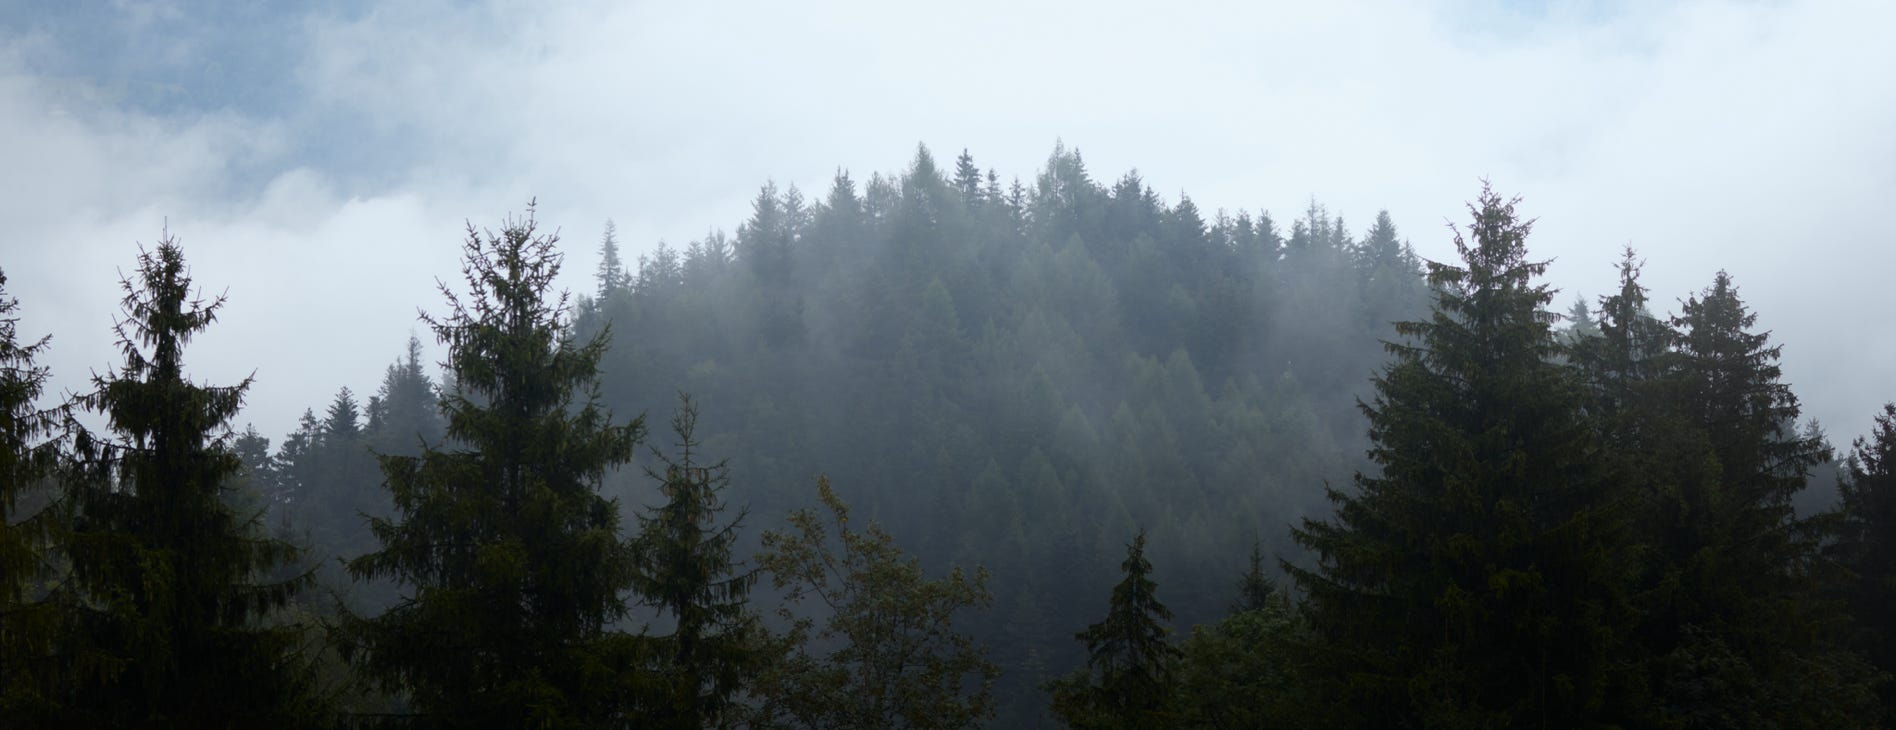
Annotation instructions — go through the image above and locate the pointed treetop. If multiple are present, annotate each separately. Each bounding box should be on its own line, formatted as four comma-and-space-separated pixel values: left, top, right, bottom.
954, 148, 982, 203
596, 219, 630, 300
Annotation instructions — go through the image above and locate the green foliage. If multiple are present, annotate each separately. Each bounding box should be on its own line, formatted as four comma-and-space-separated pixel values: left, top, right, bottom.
1174, 592, 1304, 728
561, 145, 1424, 721
1835, 403, 1896, 720
1638, 269, 1879, 726
1046, 531, 1182, 729
597, 219, 631, 301
0, 267, 67, 717
752, 476, 998, 729
1289, 185, 1638, 726
54, 236, 324, 726
344, 205, 649, 727
366, 335, 445, 459
1230, 543, 1277, 614
631, 394, 766, 728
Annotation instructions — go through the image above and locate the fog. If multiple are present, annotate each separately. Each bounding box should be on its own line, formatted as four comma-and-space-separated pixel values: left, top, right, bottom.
12, 3, 1896, 726
3, 1, 1891, 444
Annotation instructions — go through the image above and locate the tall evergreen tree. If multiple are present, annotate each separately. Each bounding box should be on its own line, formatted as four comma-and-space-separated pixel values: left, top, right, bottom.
1045, 531, 1182, 729
56, 236, 320, 726
1231, 543, 1277, 614
1288, 185, 1635, 727
1654, 270, 1878, 724
597, 219, 631, 301
631, 395, 762, 728
1675, 271, 1822, 516
297, 387, 384, 598
345, 205, 649, 727
367, 335, 444, 458
954, 149, 983, 206
1835, 403, 1896, 719
0, 268, 66, 718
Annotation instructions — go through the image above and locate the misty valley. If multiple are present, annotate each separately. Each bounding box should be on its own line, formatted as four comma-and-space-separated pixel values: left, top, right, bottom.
4, 145, 1896, 729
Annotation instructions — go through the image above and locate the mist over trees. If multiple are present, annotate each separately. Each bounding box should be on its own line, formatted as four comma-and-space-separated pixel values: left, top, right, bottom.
2, 144, 1893, 727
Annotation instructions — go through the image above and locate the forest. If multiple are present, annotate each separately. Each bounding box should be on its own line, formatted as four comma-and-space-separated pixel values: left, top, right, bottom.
4, 144, 1895, 728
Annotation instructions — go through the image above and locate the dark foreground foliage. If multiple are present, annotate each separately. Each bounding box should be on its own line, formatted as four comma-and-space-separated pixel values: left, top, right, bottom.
3, 149, 1892, 727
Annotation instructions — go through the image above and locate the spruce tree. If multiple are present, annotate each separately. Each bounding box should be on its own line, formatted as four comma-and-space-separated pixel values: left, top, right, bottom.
631, 395, 761, 728
1835, 403, 1896, 719
597, 219, 631, 301
1230, 542, 1277, 614
345, 204, 648, 727
1045, 531, 1182, 729
953, 149, 983, 206
56, 236, 320, 726
0, 268, 65, 717
367, 335, 444, 458
1288, 185, 1635, 726
1657, 271, 1879, 724
1674, 271, 1822, 529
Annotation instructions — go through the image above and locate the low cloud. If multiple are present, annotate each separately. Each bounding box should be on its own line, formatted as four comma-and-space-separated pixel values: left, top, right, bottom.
2, 0, 1891, 442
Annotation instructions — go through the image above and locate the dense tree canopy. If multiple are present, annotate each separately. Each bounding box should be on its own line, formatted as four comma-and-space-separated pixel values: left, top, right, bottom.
630, 395, 764, 728
343, 207, 649, 727
752, 477, 998, 730
7, 146, 1894, 727
1046, 531, 1182, 729
0, 267, 65, 717
54, 237, 321, 726
1290, 185, 1638, 726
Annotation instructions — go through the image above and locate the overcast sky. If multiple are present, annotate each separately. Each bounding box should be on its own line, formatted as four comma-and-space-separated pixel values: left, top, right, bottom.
2, 0, 1892, 446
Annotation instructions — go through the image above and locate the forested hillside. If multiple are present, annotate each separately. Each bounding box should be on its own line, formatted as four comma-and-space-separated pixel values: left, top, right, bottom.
563, 144, 1429, 720
5, 145, 1894, 728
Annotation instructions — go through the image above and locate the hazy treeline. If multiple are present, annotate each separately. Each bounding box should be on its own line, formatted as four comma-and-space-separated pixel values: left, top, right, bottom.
3, 145, 1894, 728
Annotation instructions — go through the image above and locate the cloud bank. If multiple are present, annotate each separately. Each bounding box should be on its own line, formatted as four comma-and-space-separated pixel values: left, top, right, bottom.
2, 0, 1891, 443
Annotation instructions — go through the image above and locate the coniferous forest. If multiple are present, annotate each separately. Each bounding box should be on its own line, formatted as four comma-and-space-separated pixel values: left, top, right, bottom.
6, 144, 1896, 728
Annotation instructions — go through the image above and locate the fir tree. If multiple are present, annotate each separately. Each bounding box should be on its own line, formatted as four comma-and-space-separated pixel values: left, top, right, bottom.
1288, 185, 1636, 726
367, 335, 444, 459
1045, 531, 1182, 729
597, 219, 631, 301
631, 395, 762, 728
1654, 270, 1879, 724
345, 204, 648, 727
954, 149, 983, 206
56, 235, 321, 726
1673, 271, 1827, 551
0, 268, 66, 718
1565, 296, 1599, 341
1231, 542, 1277, 614
1835, 403, 1896, 719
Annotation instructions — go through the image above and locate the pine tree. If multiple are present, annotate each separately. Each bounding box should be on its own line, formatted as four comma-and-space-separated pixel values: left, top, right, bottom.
56, 235, 321, 726
292, 386, 385, 601
1231, 542, 1277, 614
597, 219, 631, 301
631, 395, 762, 728
1045, 531, 1182, 729
1655, 270, 1879, 724
368, 335, 443, 459
273, 408, 322, 513
954, 149, 983, 206
1288, 185, 1635, 726
1564, 296, 1599, 341
1835, 403, 1896, 719
0, 268, 66, 718
345, 204, 649, 727
1674, 271, 1825, 549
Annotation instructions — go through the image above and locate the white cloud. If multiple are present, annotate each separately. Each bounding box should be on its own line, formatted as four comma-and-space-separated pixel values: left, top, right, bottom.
2, 0, 1892, 443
